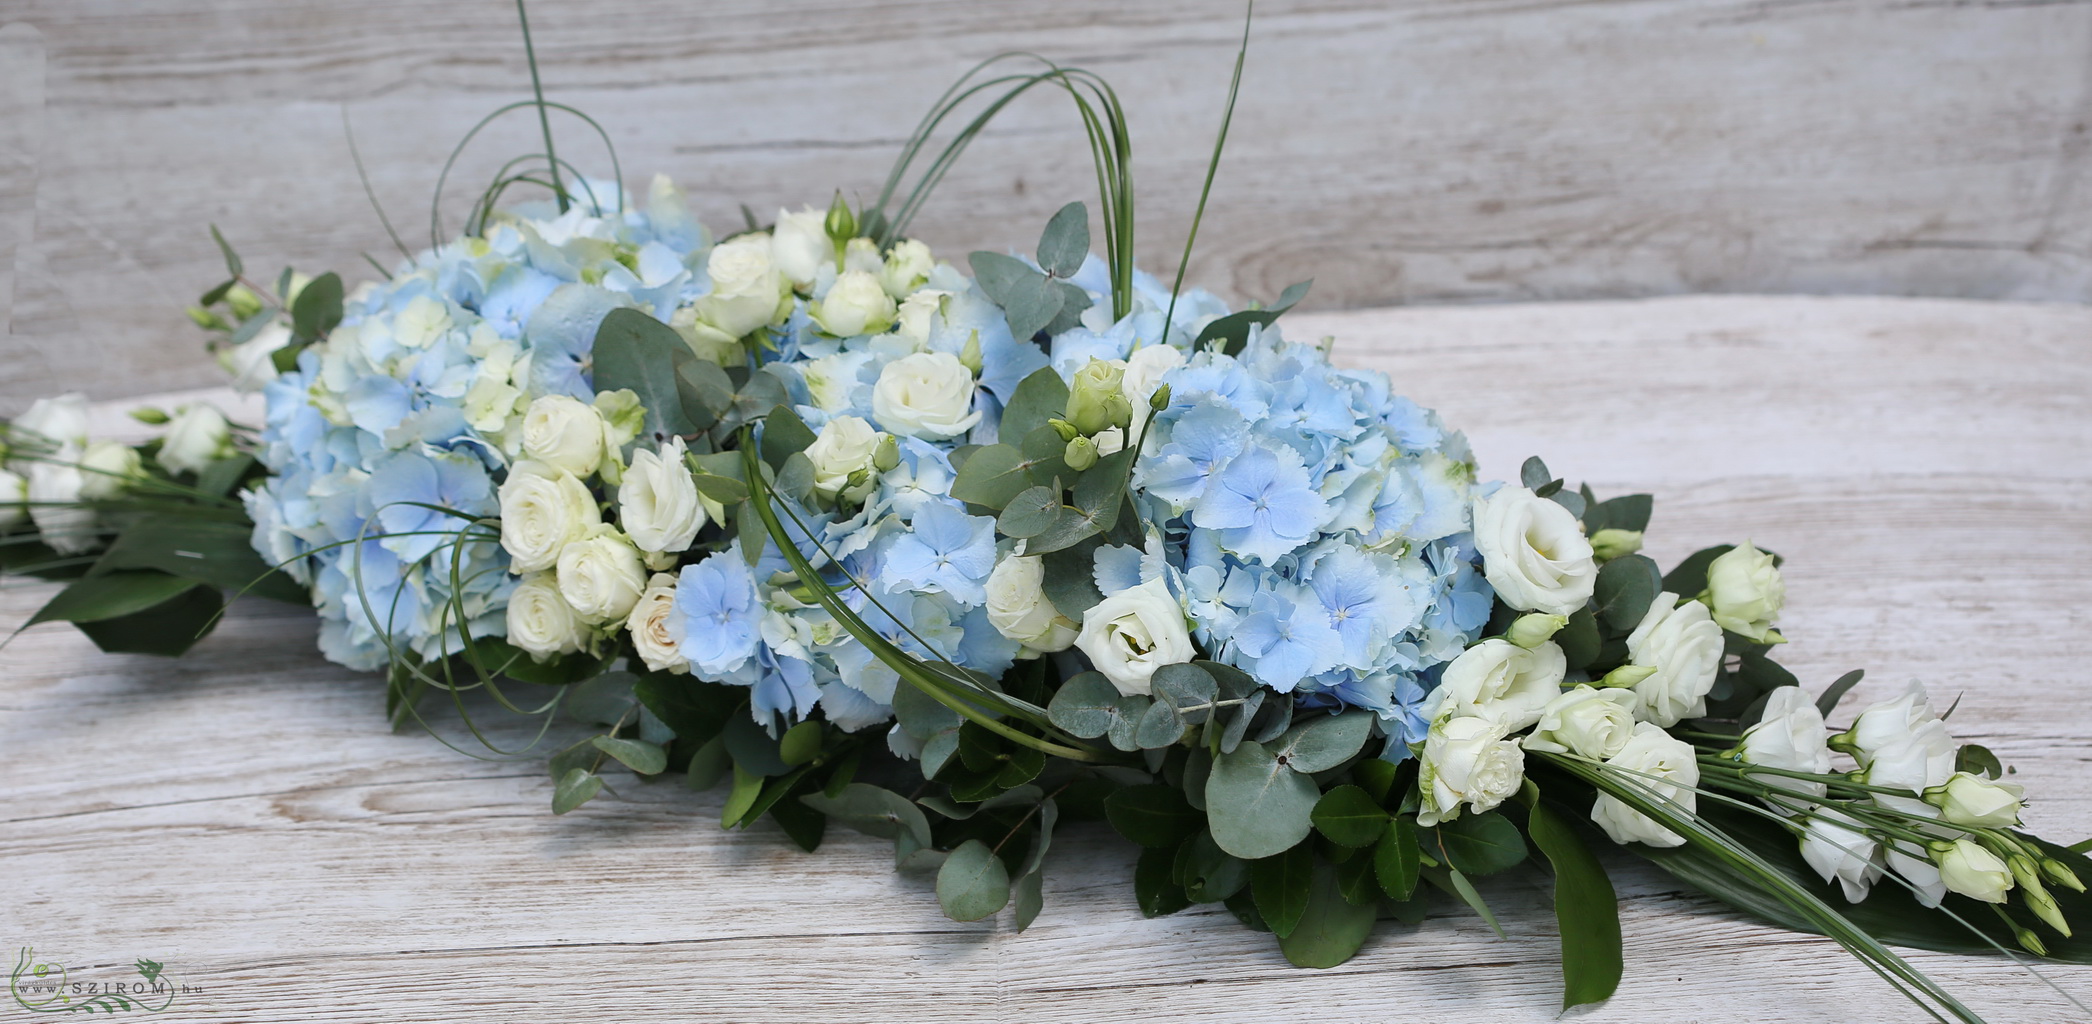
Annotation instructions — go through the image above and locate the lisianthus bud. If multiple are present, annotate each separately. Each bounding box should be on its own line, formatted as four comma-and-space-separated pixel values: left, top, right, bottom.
1597, 663, 1658, 689
2020, 873, 2072, 936
2043, 857, 2087, 893
824, 191, 857, 246
771, 209, 829, 289
1047, 418, 1080, 442
128, 407, 171, 426
1706, 541, 1785, 642
225, 283, 265, 320
1149, 382, 1172, 412
1066, 359, 1133, 435
1924, 772, 2025, 828
871, 433, 900, 473
77, 441, 142, 500
159, 403, 235, 476
1063, 435, 1098, 471
1590, 528, 1644, 561
1936, 840, 2013, 903
1504, 612, 1566, 649
958, 331, 984, 374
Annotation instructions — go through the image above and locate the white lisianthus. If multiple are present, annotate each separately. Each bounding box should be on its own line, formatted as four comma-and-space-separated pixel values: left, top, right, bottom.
555, 528, 648, 623
498, 460, 602, 573
1472, 485, 1597, 615
76, 441, 142, 501
1862, 719, 1957, 817
1926, 772, 2026, 828
521, 394, 608, 478
1417, 715, 1526, 827
1092, 427, 1126, 457
894, 290, 947, 346
985, 554, 1078, 653
771, 207, 831, 288
1936, 840, 2014, 903
1738, 686, 1834, 802
1522, 685, 1641, 759
618, 436, 704, 555
12, 393, 90, 452
1842, 681, 1941, 757
1590, 723, 1699, 848
625, 572, 687, 673
697, 233, 792, 341
159, 403, 234, 477
506, 571, 589, 660
26, 463, 96, 553
1624, 591, 1724, 727
812, 269, 899, 338
219, 321, 294, 392
871, 351, 982, 440
1431, 638, 1567, 732
880, 239, 935, 298
1800, 808, 1883, 902
804, 415, 882, 502
1121, 343, 1184, 411
1886, 841, 1949, 908
1075, 577, 1193, 696
0, 467, 25, 531
1705, 541, 1785, 641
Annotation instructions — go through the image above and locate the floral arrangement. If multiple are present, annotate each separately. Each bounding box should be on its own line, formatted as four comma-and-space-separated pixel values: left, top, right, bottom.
3, 9, 2086, 1019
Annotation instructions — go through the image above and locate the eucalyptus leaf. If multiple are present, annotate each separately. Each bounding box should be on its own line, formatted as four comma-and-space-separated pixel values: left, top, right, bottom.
1046, 672, 1126, 739
760, 404, 819, 470
778, 720, 824, 767
593, 308, 699, 441
1013, 869, 1046, 932
1132, 698, 1187, 749
1035, 201, 1090, 278
937, 839, 1012, 922
800, 783, 934, 849
1206, 740, 1319, 860
1151, 663, 1220, 723
999, 367, 1071, 442
552, 767, 604, 815
948, 443, 1032, 509
290, 271, 344, 341
590, 736, 668, 775
1270, 711, 1374, 774
1593, 554, 1662, 631
1041, 539, 1105, 620
998, 485, 1065, 539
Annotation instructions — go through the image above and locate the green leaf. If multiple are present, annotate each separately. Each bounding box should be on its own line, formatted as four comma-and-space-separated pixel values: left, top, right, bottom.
799, 783, 933, 849
1135, 843, 1192, 917
1556, 606, 1602, 670
969, 251, 1064, 342
92, 517, 307, 604
1176, 830, 1250, 903
552, 767, 603, 815
998, 367, 1071, 443
1432, 811, 1528, 876
768, 792, 827, 852
194, 452, 257, 497
1352, 758, 1396, 804
1131, 699, 1186, 749
209, 224, 243, 276
1250, 842, 1314, 939
760, 404, 818, 470
29, 571, 210, 626
1816, 669, 1866, 717
720, 764, 763, 827
937, 839, 1012, 922
998, 485, 1065, 539
590, 736, 668, 775
778, 720, 823, 767
1439, 865, 1506, 938
1524, 794, 1623, 1010
683, 736, 730, 791
289, 271, 343, 341
948, 443, 1032, 509
1956, 742, 2004, 780
1013, 868, 1046, 931
675, 357, 736, 431
1035, 201, 1090, 278
1374, 817, 1422, 900
691, 472, 749, 504
1194, 280, 1311, 356
1206, 740, 1320, 860
1277, 860, 1377, 968
1269, 711, 1375, 774
1105, 784, 1204, 849
1520, 456, 1552, 490
633, 674, 742, 747
1311, 785, 1390, 848
1594, 494, 1653, 533
72, 583, 225, 657
721, 713, 790, 777
1593, 553, 1662, 631
592, 307, 699, 441
1046, 672, 1130, 739
1663, 544, 1736, 596
1151, 662, 1220, 724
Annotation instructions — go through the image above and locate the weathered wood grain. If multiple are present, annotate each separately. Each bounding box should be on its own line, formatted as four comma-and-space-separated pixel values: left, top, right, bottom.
2, 295, 2088, 1023
7, 1, 2092, 407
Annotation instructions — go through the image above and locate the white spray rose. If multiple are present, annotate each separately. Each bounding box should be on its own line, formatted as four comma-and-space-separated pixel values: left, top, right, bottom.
1472, 485, 1597, 615
12, 393, 90, 452
872, 351, 982, 440
1625, 591, 1724, 727
1800, 809, 1882, 902
771, 207, 831, 288
0, 467, 25, 531
27, 462, 96, 554
894, 289, 947, 345
618, 436, 705, 555
985, 554, 1079, 653
1522, 685, 1641, 759
159, 403, 233, 477
1862, 719, 1957, 818
1075, 577, 1193, 696
842, 237, 884, 276
220, 321, 293, 392
1738, 685, 1834, 802
1431, 639, 1567, 732
880, 239, 935, 298
521, 394, 608, 478
498, 460, 602, 573
698, 233, 792, 340
804, 415, 882, 502
1121, 343, 1184, 411
1590, 723, 1700, 847
506, 571, 589, 660
1937, 840, 2013, 903
76, 441, 142, 500
1417, 715, 1526, 827
1706, 541, 1784, 641
555, 528, 648, 623
812, 269, 899, 338
1927, 772, 2025, 829
625, 572, 687, 673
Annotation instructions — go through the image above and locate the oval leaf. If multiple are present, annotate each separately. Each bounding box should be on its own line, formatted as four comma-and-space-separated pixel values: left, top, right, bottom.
937, 839, 1012, 922
590, 736, 668, 775
1311, 785, 1390, 848
1104, 784, 1203, 849
1271, 711, 1375, 774
1277, 860, 1377, 968
1206, 740, 1319, 860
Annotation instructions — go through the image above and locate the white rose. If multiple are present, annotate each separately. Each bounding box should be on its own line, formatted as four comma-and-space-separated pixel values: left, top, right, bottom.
0, 467, 25, 531
27, 462, 96, 554
1522, 685, 1641, 759
880, 239, 935, 298
1472, 485, 1597, 615
1800, 808, 1882, 902
12, 393, 90, 452
1862, 719, 1956, 818
625, 572, 687, 673
812, 269, 898, 338
871, 351, 982, 439
506, 571, 589, 660
1590, 722, 1699, 848
1738, 685, 1833, 802
1625, 591, 1724, 727
219, 321, 293, 392
1075, 577, 1194, 696
698, 233, 791, 340
159, 403, 233, 477
1927, 772, 2025, 828
1937, 840, 2013, 903
1843, 681, 1941, 758
771, 207, 831, 288
521, 394, 608, 478
556, 528, 648, 623
618, 436, 705, 555
498, 460, 602, 573
985, 554, 1078, 653
1416, 715, 1526, 827
1431, 638, 1566, 732
77, 441, 142, 501
804, 415, 881, 501
1706, 541, 1784, 641
1121, 343, 1184, 411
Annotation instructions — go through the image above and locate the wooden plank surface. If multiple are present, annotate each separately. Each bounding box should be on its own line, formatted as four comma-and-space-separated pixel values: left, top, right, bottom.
4, 294, 2090, 1022
10, 0, 2092, 406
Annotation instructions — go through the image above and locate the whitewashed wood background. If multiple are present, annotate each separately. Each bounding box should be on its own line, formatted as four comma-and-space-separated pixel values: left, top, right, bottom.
2, 295, 2088, 1023
7, 0, 2092, 407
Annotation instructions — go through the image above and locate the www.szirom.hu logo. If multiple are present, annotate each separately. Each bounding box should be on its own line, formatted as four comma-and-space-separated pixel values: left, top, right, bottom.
10, 947, 200, 1014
